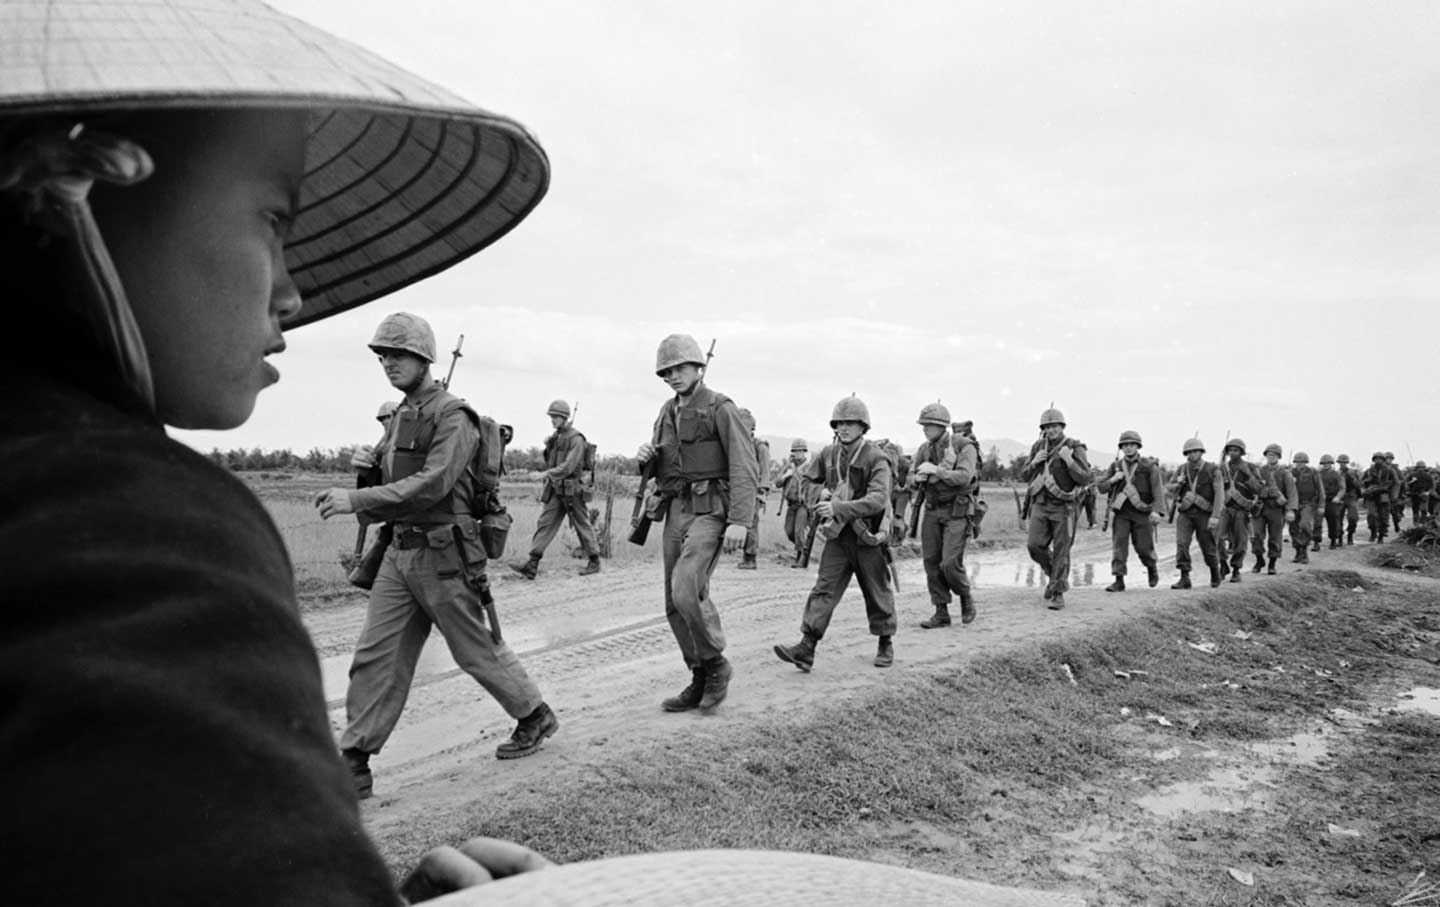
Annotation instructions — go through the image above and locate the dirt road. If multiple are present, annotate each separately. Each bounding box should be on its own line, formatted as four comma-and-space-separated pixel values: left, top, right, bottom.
302, 524, 1319, 853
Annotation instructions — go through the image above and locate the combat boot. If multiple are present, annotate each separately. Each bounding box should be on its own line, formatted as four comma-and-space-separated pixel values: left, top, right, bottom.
1252, 556, 1264, 574
1209, 565, 1222, 588
873, 635, 894, 668
1267, 562, 1277, 575
1046, 591, 1065, 611
509, 554, 540, 580
1346, 530, 1354, 545
496, 702, 559, 759
579, 555, 601, 576
1230, 566, 1242, 583
341, 747, 373, 801
959, 593, 977, 625
1147, 563, 1160, 588
774, 634, 818, 672
1294, 546, 1309, 564
698, 657, 732, 712
1311, 539, 1321, 552
1105, 576, 1125, 592
1171, 571, 1192, 590
737, 555, 757, 570
661, 666, 706, 712
919, 605, 951, 629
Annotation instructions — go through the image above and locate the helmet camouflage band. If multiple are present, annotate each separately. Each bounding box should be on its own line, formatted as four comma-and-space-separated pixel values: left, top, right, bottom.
1319, 454, 1334, 465
375, 400, 398, 422
1264, 443, 1283, 458
790, 439, 808, 453
1292, 451, 1310, 464
654, 334, 706, 375
1117, 429, 1142, 448
1038, 407, 1065, 428
546, 399, 571, 419
917, 402, 950, 428
1224, 438, 1247, 455
830, 395, 871, 431
738, 408, 757, 432
368, 312, 437, 363
1182, 438, 1205, 454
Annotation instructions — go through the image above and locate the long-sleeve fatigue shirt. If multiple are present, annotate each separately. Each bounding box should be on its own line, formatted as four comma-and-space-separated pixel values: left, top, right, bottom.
803, 439, 893, 529
651, 382, 759, 528
913, 432, 979, 497
542, 426, 586, 485
351, 382, 480, 523
1100, 456, 1167, 516
1257, 462, 1299, 509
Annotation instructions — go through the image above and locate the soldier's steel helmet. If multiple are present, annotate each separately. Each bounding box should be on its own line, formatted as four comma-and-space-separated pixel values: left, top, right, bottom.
1118, 430, 1143, 448
1319, 454, 1335, 465
1292, 452, 1310, 464
1418, 460, 1429, 469
369, 312, 436, 363
1224, 438, 1247, 455
1337, 454, 1350, 464
790, 439, 808, 453
1039, 407, 1066, 428
830, 396, 871, 431
1264, 443, 1284, 458
917, 403, 950, 428
375, 401, 398, 422
1385, 451, 1396, 459
546, 399, 571, 419
952, 420, 973, 435
1182, 438, 1205, 454
1372, 451, 1386, 461
738, 408, 757, 432
654, 334, 706, 375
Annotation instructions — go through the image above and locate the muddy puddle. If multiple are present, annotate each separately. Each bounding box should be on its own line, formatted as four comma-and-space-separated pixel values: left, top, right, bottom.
1397, 687, 1440, 717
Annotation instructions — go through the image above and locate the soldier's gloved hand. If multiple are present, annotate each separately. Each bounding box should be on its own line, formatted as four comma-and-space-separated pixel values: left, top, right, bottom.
351, 445, 376, 471
400, 836, 554, 903
314, 487, 356, 519
915, 462, 939, 477
636, 442, 655, 463
723, 523, 748, 545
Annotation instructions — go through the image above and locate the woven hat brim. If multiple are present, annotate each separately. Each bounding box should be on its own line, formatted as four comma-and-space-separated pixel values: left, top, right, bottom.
0, 0, 550, 327
425, 849, 1087, 907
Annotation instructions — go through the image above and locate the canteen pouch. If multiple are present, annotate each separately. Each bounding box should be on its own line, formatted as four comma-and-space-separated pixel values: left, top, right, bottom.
480, 509, 512, 560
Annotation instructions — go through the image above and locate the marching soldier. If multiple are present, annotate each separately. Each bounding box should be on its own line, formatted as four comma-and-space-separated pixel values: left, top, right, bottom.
1023, 408, 1092, 610
1385, 453, 1406, 532
1218, 439, 1263, 581
1169, 438, 1225, 588
1097, 430, 1165, 592
1288, 452, 1325, 562
736, 408, 771, 569
909, 404, 980, 628
1406, 460, 1434, 525
636, 334, 759, 714
318, 313, 558, 799
777, 439, 812, 567
1337, 454, 1363, 545
1362, 452, 1398, 542
1250, 443, 1298, 574
510, 400, 602, 578
774, 397, 898, 671
1317, 455, 1347, 549
881, 439, 912, 544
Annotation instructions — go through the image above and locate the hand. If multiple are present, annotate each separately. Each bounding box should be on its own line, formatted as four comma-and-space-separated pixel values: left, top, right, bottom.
351, 445, 376, 471
636, 442, 656, 463
1029, 451, 1048, 468
723, 523, 748, 545
1057, 445, 1074, 463
1150, 512, 1162, 525
1209, 517, 1221, 532
1286, 509, 1297, 523
915, 462, 939, 477
813, 500, 835, 520
400, 836, 553, 903
314, 488, 355, 519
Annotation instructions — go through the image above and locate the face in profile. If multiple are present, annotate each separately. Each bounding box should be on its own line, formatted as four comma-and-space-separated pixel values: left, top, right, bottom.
91, 108, 308, 430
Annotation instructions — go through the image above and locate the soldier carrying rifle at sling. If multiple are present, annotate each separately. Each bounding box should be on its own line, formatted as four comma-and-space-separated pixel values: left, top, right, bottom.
1097, 430, 1165, 592
909, 403, 980, 629
1022, 407, 1092, 610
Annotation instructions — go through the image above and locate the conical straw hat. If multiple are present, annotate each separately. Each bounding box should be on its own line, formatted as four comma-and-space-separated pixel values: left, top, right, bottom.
426, 849, 1087, 906
0, 0, 549, 327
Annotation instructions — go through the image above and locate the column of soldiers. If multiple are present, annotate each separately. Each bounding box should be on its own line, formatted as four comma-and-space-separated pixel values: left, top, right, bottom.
334, 322, 1433, 800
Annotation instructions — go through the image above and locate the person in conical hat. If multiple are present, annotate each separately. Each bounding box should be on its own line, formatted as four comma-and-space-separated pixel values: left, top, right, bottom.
0, 0, 548, 902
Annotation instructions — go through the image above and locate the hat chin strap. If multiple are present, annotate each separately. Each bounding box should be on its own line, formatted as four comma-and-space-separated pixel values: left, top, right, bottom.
1, 123, 157, 413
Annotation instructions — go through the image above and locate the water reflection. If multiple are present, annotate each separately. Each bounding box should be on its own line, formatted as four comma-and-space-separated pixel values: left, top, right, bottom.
966, 559, 1103, 588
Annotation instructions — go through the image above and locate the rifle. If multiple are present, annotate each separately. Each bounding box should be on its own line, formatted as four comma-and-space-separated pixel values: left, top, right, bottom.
1101, 453, 1121, 532
882, 544, 902, 591
1012, 484, 1024, 523
800, 489, 830, 567
440, 334, 464, 390
452, 525, 501, 644
907, 483, 926, 540
627, 456, 659, 545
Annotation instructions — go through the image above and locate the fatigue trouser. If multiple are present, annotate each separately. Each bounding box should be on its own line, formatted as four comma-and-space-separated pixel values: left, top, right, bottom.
662, 496, 729, 667
1323, 502, 1345, 543
891, 492, 912, 540
801, 528, 896, 640
1250, 504, 1286, 564
1366, 499, 1389, 538
1286, 503, 1317, 551
529, 489, 599, 559
1392, 499, 1405, 531
1109, 508, 1157, 577
1344, 498, 1360, 536
1410, 495, 1431, 524
1175, 508, 1219, 574
341, 544, 544, 754
921, 502, 972, 607
782, 500, 809, 558
1219, 505, 1250, 571
1027, 497, 1078, 595
742, 496, 764, 558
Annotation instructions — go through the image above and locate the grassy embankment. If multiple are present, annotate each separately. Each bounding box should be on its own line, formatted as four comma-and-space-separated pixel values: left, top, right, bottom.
379, 564, 1440, 907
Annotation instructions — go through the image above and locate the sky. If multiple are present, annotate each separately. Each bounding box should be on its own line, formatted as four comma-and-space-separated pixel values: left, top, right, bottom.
174, 0, 1440, 467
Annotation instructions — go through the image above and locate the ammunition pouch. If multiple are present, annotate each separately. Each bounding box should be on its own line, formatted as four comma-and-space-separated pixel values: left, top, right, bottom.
684, 478, 728, 516
347, 523, 393, 590
480, 510, 512, 560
